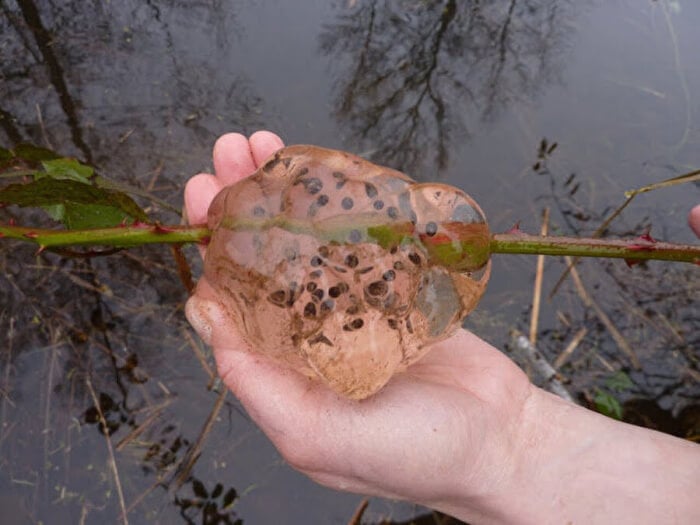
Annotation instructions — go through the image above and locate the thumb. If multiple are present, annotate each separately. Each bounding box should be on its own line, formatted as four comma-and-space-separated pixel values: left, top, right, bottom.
184, 284, 329, 428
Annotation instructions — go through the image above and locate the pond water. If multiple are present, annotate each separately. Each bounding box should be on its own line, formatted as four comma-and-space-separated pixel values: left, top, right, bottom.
0, 1, 698, 523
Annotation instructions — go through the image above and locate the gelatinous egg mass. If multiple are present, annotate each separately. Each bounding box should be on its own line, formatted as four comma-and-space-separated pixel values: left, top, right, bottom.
204, 145, 491, 399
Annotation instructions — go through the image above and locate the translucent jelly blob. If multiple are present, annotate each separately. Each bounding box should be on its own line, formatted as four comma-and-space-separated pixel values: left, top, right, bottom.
203, 145, 491, 399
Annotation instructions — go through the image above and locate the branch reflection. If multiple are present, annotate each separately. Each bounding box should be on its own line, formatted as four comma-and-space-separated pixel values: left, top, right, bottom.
321, 0, 575, 175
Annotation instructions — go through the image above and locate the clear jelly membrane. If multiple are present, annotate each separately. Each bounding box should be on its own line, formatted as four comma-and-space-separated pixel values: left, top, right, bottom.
205, 145, 491, 399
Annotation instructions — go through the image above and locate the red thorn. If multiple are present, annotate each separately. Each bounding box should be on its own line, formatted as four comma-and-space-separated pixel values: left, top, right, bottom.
628, 231, 657, 252
638, 231, 657, 243
624, 258, 641, 268
23, 231, 38, 239
199, 236, 211, 246
153, 223, 176, 234
506, 221, 523, 235
8, 218, 15, 226
0, 232, 4, 238
628, 244, 655, 252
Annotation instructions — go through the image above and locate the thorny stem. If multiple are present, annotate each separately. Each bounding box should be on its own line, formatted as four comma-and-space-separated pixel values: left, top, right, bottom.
0, 223, 211, 248
0, 223, 698, 264
490, 233, 700, 264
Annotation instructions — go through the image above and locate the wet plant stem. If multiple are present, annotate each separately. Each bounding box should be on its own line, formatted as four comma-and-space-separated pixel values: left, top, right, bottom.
1, 223, 698, 264
490, 233, 699, 264
0, 223, 211, 248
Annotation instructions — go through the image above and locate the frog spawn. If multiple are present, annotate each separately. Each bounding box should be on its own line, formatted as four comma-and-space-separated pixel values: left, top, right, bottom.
204, 145, 491, 399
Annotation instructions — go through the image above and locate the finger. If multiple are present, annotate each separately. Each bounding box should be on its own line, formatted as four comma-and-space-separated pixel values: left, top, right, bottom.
184, 173, 223, 225
689, 204, 700, 238
214, 342, 327, 426
184, 173, 222, 259
249, 131, 285, 167
187, 280, 333, 433
213, 133, 257, 187
185, 277, 248, 347
218, 339, 471, 490
190, 275, 340, 431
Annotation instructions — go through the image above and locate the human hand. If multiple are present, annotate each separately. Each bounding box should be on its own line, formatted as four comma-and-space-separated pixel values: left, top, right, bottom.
183, 131, 536, 518
184, 132, 700, 523
689, 204, 700, 238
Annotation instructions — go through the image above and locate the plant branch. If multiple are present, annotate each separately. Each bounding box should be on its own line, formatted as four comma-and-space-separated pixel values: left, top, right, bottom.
0, 223, 210, 248
491, 233, 699, 264
1, 221, 698, 264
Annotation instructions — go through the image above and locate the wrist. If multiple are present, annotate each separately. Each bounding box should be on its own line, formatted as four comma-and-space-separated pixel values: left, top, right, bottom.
469, 387, 700, 524
412, 381, 544, 523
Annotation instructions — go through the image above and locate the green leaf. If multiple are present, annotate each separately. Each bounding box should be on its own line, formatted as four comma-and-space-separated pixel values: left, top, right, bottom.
42, 203, 67, 222
13, 143, 61, 162
0, 147, 12, 162
104, 190, 150, 223
604, 371, 633, 393
2, 143, 180, 216
594, 390, 623, 420
1, 144, 63, 174
0, 149, 16, 173
40, 158, 94, 183
63, 202, 132, 229
0, 178, 149, 228
94, 175, 182, 216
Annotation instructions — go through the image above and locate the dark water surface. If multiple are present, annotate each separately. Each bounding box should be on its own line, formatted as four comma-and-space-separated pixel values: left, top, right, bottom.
1, 1, 698, 523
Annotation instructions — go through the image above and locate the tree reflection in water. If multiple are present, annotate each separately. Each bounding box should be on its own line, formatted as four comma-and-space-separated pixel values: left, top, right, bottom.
321, 0, 573, 174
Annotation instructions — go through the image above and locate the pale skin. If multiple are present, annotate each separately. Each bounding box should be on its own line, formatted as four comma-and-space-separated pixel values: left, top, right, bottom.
185, 131, 700, 524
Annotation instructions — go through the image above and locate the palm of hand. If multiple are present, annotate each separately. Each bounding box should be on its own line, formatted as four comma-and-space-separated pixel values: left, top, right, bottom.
184, 132, 533, 504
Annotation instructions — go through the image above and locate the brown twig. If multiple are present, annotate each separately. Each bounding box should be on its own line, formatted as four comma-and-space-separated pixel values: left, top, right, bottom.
170, 244, 195, 294
553, 327, 588, 370
347, 498, 369, 525
145, 159, 164, 192
181, 327, 216, 383
115, 398, 174, 452
124, 478, 164, 517
0, 316, 15, 447
529, 207, 549, 344
171, 388, 228, 490
565, 256, 641, 369
42, 335, 59, 506
85, 376, 128, 525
